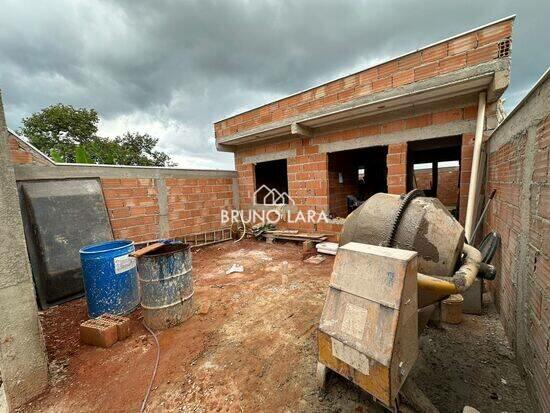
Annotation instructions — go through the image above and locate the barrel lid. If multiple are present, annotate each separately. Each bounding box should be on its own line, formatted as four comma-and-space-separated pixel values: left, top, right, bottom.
80, 239, 134, 254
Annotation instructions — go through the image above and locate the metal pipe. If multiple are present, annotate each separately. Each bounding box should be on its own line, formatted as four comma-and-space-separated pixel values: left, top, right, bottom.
417, 244, 482, 294
464, 91, 487, 241
471, 189, 497, 243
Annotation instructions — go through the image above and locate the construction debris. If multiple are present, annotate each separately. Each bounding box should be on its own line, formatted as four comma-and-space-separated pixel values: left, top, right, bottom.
304, 254, 326, 265
226, 263, 244, 275
264, 232, 327, 244
316, 241, 338, 255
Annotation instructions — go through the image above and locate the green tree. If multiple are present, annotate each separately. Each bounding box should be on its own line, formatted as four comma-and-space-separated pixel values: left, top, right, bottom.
19, 104, 175, 166
112, 132, 175, 167
20, 104, 99, 163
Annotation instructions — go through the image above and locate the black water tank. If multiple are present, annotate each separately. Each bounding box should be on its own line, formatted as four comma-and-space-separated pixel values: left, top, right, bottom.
18, 178, 113, 308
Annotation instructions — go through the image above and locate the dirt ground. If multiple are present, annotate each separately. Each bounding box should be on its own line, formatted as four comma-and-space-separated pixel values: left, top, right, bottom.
20, 239, 532, 413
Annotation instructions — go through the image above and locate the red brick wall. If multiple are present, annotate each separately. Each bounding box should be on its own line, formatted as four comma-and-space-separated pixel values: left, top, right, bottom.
414, 166, 460, 206
522, 116, 549, 412
485, 113, 549, 412
8, 133, 53, 166
100, 176, 234, 243
215, 19, 512, 139
101, 178, 161, 242
165, 177, 233, 237
387, 143, 407, 194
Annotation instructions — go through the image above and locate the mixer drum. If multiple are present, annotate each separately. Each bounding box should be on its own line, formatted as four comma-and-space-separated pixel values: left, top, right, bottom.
340, 193, 465, 276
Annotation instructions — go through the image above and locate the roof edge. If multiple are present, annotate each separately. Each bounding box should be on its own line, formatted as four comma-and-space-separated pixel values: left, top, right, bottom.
9, 129, 236, 172
8, 128, 56, 165
491, 66, 550, 135
215, 15, 516, 125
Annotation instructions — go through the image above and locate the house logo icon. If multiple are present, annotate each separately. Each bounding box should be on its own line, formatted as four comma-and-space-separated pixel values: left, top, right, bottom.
253, 185, 295, 206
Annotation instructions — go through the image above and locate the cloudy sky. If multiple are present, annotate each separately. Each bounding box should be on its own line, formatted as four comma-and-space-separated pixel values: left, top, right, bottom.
1, 0, 548, 169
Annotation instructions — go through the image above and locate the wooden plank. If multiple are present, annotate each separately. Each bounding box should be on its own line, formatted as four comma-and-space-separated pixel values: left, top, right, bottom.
130, 242, 164, 258
265, 234, 327, 243
318, 330, 391, 407
319, 289, 398, 366
331, 242, 417, 309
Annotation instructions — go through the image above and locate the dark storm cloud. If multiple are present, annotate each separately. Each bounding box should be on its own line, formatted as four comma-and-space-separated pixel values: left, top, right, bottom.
1, 0, 548, 168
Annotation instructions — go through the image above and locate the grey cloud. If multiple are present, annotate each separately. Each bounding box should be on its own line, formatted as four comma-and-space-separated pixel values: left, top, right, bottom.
1, 0, 548, 169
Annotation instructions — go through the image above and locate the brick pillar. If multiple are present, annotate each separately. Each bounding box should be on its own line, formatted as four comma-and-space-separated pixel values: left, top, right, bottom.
287, 139, 329, 232
235, 161, 255, 209
459, 133, 475, 224
387, 143, 407, 194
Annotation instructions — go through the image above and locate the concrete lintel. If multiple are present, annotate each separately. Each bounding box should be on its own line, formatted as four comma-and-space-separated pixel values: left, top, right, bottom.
315, 93, 478, 136
216, 141, 234, 153
217, 59, 507, 146
291, 122, 313, 137
487, 68, 510, 102
242, 149, 297, 165
14, 164, 237, 181
318, 119, 476, 153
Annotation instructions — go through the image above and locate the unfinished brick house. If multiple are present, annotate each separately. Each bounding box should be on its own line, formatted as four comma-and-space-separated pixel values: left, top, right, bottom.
1, 14, 549, 413
214, 16, 513, 235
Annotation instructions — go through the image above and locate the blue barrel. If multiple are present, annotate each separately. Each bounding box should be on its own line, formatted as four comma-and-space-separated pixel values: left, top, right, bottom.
79, 240, 140, 317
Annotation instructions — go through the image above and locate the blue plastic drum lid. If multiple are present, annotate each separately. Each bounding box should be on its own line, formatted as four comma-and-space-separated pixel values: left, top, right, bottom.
79, 240, 140, 318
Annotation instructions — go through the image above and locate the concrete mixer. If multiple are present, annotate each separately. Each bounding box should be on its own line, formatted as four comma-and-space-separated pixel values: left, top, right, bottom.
317, 191, 484, 410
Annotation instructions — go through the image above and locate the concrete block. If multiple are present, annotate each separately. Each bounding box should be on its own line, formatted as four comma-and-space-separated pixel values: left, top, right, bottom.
80, 319, 118, 348
462, 278, 483, 315
99, 314, 131, 340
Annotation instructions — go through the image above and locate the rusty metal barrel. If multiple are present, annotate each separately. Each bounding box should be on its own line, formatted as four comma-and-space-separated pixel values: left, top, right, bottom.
137, 243, 194, 330
340, 193, 465, 276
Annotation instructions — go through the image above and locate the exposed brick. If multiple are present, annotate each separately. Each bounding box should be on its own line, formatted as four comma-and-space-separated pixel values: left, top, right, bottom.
382, 119, 406, 134
378, 60, 399, 78
433, 108, 463, 124
448, 33, 477, 55
414, 62, 439, 81
392, 69, 415, 87
80, 319, 118, 348
405, 114, 432, 129
214, 19, 513, 139
477, 21, 512, 46
467, 43, 498, 65
439, 53, 467, 74
99, 314, 131, 340
422, 43, 448, 63
358, 68, 378, 84
372, 76, 392, 92
397, 52, 422, 70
